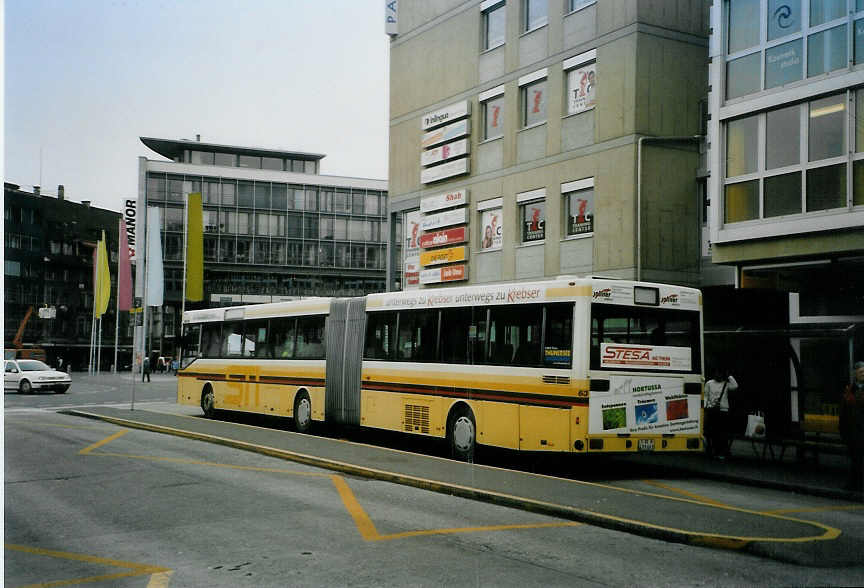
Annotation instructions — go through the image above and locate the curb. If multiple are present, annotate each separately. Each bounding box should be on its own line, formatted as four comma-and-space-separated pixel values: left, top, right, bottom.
65, 409, 848, 566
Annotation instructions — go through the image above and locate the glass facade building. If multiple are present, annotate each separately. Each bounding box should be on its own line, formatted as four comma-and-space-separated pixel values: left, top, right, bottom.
137, 137, 387, 356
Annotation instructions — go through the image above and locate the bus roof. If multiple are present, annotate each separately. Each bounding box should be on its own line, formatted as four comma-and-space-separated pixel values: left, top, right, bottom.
182, 278, 701, 323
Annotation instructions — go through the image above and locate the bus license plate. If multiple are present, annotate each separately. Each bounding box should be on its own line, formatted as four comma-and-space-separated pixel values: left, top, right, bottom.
638, 439, 654, 452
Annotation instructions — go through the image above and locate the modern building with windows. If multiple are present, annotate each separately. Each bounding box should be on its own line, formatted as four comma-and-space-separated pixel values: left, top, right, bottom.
137, 137, 388, 357
707, 0, 864, 437
4, 182, 132, 371
386, 1, 709, 291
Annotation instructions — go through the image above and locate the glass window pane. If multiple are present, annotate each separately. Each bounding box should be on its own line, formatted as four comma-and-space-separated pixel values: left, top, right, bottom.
254, 239, 269, 264
286, 215, 301, 238
203, 181, 220, 204
291, 159, 304, 173
254, 182, 271, 209
255, 213, 269, 236
364, 193, 379, 215
726, 52, 761, 99
808, 24, 847, 77
221, 182, 235, 206
544, 303, 573, 369
219, 237, 235, 262
270, 240, 286, 264
484, 95, 504, 139
320, 242, 334, 267
856, 18, 864, 64
809, 94, 846, 161
806, 163, 846, 211
295, 316, 325, 359
728, 0, 760, 53
765, 39, 803, 88
522, 200, 546, 242
304, 216, 319, 239
810, 0, 845, 26
524, 0, 547, 31
190, 150, 215, 165
305, 188, 318, 212
335, 189, 350, 213
221, 322, 243, 357
334, 218, 347, 240
305, 160, 316, 174
854, 160, 864, 205
292, 188, 305, 210
272, 184, 287, 210
236, 238, 251, 263
214, 152, 235, 167
566, 188, 594, 235
522, 79, 547, 127
724, 180, 759, 222
484, 4, 506, 49
320, 216, 334, 239
238, 155, 260, 169
364, 311, 397, 360
165, 207, 183, 231
352, 191, 364, 214
566, 63, 597, 114
489, 304, 543, 367
764, 171, 802, 216
168, 177, 184, 202
766, 104, 800, 169
237, 181, 253, 207
262, 156, 283, 171
147, 174, 166, 200
767, 0, 801, 40
726, 115, 758, 177
858, 89, 864, 152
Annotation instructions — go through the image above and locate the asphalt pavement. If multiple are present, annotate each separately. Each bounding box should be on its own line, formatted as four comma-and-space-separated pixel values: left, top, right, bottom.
65, 401, 864, 567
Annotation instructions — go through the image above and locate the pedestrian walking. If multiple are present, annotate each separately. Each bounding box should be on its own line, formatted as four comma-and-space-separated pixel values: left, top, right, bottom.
840, 361, 864, 491
142, 356, 151, 383
704, 368, 737, 459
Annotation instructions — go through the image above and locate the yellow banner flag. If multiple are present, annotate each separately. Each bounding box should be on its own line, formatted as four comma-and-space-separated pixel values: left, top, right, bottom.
185, 192, 204, 301
95, 231, 111, 317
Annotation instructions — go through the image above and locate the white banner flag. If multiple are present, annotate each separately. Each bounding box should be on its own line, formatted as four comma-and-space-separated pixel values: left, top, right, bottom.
146, 206, 164, 307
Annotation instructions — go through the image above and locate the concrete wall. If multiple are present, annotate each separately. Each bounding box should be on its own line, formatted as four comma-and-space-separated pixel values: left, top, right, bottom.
388, 0, 709, 287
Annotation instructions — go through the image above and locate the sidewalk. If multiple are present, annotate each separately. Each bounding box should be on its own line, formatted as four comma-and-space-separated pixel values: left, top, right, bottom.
64, 404, 863, 566
612, 437, 859, 502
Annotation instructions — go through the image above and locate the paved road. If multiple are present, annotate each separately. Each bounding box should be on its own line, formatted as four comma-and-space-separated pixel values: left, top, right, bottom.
6, 408, 864, 587
3, 372, 177, 411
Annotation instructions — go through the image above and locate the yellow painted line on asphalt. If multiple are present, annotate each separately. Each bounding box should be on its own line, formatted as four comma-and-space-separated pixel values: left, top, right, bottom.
640, 480, 728, 507
90, 450, 331, 477
331, 475, 381, 541
5, 543, 170, 587
68, 409, 844, 545
766, 505, 864, 515
78, 430, 130, 455
147, 570, 174, 587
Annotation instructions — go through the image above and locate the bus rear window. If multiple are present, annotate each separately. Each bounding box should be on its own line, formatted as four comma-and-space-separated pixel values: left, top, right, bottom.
591, 304, 700, 373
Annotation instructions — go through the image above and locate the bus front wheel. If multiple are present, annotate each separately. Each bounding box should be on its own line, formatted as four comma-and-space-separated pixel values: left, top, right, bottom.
447, 405, 476, 462
294, 391, 312, 434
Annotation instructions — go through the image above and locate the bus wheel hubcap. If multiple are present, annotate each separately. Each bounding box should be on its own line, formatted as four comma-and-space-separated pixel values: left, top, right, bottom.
453, 416, 474, 452
297, 398, 310, 427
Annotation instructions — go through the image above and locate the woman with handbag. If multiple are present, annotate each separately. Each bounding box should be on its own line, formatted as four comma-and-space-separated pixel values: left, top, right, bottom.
704, 369, 738, 459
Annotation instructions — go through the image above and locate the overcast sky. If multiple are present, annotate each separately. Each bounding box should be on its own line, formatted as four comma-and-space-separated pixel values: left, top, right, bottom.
4, 0, 390, 212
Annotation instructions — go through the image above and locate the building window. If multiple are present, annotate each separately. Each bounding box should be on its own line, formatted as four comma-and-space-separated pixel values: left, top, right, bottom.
5, 260, 21, 276
722, 91, 859, 224
214, 152, 235, 167
517, 189, 546, 242
261, 156, 283, 171
254, 182, 271, 209
482, 1, 506, 50
221, 181, 236, 206
810, 0, 846, 27
768, 0, 801, 41
190, 151, 215, 165
856, 17, 864, 64
238, 155, 261, 169
807, 24, 847, 77
481, 92, 504, 140
479, 207, 503, 251
523, 0, 547, 32
521, 77, 547, 127
567, 0, 595, 13
564, 51, 596, 115
562, 179, 594, 236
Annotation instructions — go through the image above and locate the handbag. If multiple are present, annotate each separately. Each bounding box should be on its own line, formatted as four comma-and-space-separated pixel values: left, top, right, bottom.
745, 411, 766, 439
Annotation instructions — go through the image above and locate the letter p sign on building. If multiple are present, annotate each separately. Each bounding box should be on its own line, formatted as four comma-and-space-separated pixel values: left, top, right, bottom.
385, 1, 398, 36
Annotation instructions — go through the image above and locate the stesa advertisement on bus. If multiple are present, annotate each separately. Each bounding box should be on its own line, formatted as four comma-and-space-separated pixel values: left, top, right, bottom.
588, 376, 701, 436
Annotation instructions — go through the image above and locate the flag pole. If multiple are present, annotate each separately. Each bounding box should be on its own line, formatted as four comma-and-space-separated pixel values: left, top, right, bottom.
180, 193, 189, 365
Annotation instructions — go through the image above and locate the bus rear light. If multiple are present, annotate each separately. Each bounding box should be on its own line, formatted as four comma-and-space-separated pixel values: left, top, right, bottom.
589, 379, 610, 391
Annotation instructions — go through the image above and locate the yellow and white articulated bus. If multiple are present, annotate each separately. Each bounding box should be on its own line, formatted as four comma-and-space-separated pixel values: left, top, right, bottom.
178, 277, 704, 460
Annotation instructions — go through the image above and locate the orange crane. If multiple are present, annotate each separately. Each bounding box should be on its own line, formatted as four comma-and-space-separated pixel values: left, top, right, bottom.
12, 306, 34, 349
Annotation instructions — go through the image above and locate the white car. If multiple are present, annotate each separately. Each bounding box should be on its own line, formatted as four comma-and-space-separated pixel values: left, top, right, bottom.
4, 359, 71, 394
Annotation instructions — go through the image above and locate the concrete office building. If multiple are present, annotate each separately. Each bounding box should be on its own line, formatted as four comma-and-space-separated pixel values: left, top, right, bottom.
706, 0, 864, 431
137, 137, 388, 358
386, 0, 709, 290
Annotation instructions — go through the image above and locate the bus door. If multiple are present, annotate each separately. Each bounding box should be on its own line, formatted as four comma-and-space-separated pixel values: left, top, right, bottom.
325, 297, 367, 425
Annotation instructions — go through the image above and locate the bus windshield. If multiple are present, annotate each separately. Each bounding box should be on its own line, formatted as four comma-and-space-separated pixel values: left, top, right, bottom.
590, 304, 701, 374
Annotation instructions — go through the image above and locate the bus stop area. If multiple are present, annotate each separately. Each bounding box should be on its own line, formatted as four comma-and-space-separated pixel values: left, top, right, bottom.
65, 404, 862, 567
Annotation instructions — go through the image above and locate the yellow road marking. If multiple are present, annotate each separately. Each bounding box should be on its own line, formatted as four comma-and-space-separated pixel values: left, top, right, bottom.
74, 417, 844, 545
767, 505, 864, 515
641, 480, 728, 507
5, 543, 170, 588
331, 475, 381, 540
375, 521, 584, 541
78, 430, 130, 455
147, 570, 174, 587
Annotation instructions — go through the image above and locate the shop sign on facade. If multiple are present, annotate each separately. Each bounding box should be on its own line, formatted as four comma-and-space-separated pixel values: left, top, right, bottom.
420, 246, 467, 267
419, 226, 468, 249
420, 263, 467, 285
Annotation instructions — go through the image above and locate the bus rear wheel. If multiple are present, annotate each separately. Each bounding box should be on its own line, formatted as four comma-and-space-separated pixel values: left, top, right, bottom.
447, 405, 476, 462
294, 392, 312, 434
201, 386, 215, 418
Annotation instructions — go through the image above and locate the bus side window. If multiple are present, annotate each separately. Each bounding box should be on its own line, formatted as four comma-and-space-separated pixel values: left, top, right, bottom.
296, 316, 325, 359
439, 308, 471, 364
221, 322, 244, 358
396, 310, 437, 362
543, 303, 573, 368
201, 323, 221, 358
244, 319, 269, 358
364, 311, 396, 360
490, 305, 543, 367
271, 317, 297, 359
